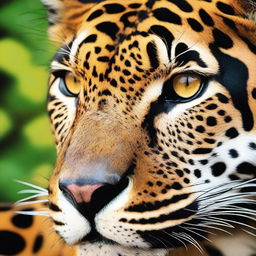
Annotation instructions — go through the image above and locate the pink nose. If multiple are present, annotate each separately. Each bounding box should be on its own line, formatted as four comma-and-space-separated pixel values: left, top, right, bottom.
66, 184, 103, 203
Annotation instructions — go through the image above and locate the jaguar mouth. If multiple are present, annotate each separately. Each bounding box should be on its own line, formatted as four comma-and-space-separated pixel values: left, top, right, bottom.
61, 177, 130, 243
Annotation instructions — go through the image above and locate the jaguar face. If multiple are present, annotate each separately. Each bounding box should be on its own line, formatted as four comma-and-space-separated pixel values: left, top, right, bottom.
43, 0, 256, 254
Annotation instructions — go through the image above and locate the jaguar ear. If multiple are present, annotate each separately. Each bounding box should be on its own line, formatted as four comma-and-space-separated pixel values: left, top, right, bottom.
41, 0, 103, 43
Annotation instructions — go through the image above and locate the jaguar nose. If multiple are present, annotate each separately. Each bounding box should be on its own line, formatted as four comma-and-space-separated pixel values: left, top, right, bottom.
59, 176, 129, 217
61, 184, 104, 204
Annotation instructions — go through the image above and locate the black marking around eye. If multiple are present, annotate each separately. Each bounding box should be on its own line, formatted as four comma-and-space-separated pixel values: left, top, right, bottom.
0, 231, 25, 255
210, 44, 254, 131
153, 8, 182, 25
142, 100, 175, 148
175, 43, 207, 67
96, 22, 119, 40
149, 25, 174, 59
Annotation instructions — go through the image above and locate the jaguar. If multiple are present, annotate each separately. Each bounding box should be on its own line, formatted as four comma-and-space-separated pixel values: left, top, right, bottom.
1, 0, 256, 255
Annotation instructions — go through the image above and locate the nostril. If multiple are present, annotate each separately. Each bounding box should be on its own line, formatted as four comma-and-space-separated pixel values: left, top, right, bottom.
59, 183, 78, 207
59, 183, 104, 204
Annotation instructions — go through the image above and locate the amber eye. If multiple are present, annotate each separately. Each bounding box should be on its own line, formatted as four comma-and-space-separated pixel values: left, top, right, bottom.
172, 74, 202, 99
56, 71, 80, 97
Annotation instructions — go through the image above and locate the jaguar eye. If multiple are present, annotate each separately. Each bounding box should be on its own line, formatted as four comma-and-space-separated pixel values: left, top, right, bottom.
163, 73, 205, 103
55, 71, 80, 97
173, 74, 202, 99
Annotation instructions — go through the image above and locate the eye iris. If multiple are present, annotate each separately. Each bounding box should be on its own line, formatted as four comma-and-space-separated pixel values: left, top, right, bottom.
173, 74, 201, 98
65, 72, 80, 95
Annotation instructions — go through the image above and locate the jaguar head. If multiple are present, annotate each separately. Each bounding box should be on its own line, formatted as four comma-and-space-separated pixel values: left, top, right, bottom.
42, 0, 256, 255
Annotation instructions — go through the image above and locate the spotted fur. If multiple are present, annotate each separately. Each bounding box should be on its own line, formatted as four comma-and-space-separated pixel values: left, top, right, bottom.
1, 0, 256, 255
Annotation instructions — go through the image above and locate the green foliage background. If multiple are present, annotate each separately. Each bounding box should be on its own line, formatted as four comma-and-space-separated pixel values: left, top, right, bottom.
0, 0, 56, 201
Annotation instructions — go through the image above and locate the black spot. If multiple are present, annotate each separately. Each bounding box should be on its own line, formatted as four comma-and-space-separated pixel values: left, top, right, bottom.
205, 245, 224, 256
176, 169, 184, 177
199, 9, 214, 26
49, 202, 61, 212
87, 9, 103, 21
196, 115, 203, 121
206, 103, 217, 110
153, 8, 182, 25
229, 149, 239, 158
200, 159, 208, 165
216, 1, 235, 15
252, 88, 256, 99
104, 3, 125, 13
167, 0, 193, 12
96, 22, 119, 40
81, 35, 97, 45
149, 25, 174, 59
95, 47, 101, 54
97, 56, 109, 62
236, 162, 256, 175
196, 125, 205, 133
193, 148, 212, 154
206, 116, 217, 126
218, 110, 225, 116
204, 138, 216, 144
194, 169, 201, 178
187, 18, 204, 32
120, 11, 138, 27
224, 116, 232, 123
225, 127, 239, 139
0, 231, 25, 254
249, 142, 256, 150
33, 234, 43, 253
147, 41, 159, 69
216, 93, 229, 103
211, 162, 226, 176
212, 28, 233, 49
129, 3, 141, 8
0, 205, 12, 211
12, 213, 33, 229
172, 182, 183, 190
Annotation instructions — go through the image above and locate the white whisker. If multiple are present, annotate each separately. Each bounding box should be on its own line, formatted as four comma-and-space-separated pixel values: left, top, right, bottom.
15, 210, 49, 217
15, 199, 49, 206
14, 179, 48, 193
